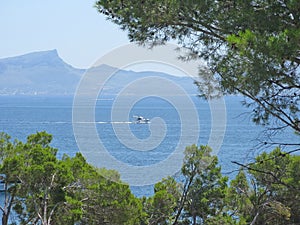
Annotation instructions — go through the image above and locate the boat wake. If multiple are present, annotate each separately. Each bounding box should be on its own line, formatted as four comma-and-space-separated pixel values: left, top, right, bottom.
75, 121, 134, 124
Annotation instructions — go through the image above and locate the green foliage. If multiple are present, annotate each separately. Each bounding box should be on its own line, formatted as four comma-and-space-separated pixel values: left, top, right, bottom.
145, 145, 300, 225
95, 0, 300, 135
26, 131, 53, 148
75, 164, 143, 225
0, 132, 143, 225
143, 177, 180, 224
247, 148, 300, 224
181, 145, 229, 224
1, 132, 300, 225
0, 132, 12, 160
143, 145, 230, 225
227, 170, 252, 223
227, 148, 300, 225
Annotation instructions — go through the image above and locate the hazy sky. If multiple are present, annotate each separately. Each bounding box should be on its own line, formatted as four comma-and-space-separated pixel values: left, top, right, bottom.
0, 0, 129, 68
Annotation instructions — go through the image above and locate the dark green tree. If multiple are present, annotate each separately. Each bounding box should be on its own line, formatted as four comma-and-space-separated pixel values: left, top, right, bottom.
6, 132, 75, 225
179, 145, 228, 225
147, 145, 229, 225
248, 148, 300, 224
142, 177, 180, 224
0, 132, 20, 225
95, 0, 300, 142
0, 132, 144, 225
63, 153, 143, 225
230, 148, 300, 224
226, 170, 251, 224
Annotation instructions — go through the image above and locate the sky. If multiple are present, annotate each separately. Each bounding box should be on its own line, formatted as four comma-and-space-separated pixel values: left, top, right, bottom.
0, 0, 129, 69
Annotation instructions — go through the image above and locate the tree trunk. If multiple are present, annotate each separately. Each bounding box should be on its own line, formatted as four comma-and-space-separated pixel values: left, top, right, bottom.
2, 213, 8, 225
192, 214, 196, 225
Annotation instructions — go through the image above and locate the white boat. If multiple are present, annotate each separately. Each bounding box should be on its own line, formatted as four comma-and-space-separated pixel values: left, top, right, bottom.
133, 115, 150, 124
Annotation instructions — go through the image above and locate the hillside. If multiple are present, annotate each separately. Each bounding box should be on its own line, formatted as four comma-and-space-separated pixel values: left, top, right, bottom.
0, 50, 198, 96
0, 50, 84, 95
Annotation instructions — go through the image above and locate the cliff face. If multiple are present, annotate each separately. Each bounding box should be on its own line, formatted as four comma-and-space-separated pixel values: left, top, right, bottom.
0, 50, 84, 95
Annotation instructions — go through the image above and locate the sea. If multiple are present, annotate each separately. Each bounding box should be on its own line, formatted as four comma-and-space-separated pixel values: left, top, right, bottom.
0, 95, 298, 197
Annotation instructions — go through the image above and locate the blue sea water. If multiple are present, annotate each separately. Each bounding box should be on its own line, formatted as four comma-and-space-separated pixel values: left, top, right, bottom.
0, 95, 298, 197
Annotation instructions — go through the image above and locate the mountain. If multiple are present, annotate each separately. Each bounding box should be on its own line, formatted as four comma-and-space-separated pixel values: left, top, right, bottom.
0, 50, 199, 96
0, 50, 84, 95
91, 66, 199, 96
